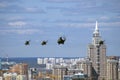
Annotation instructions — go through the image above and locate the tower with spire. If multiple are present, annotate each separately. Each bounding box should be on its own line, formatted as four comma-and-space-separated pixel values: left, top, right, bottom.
88, 21, 107, 80
92, 21, 102, 45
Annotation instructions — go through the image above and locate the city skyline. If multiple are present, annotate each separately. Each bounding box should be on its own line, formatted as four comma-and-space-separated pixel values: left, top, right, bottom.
0, 0, 120, 57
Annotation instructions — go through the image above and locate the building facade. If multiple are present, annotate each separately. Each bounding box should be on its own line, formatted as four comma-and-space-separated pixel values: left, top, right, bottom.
75, 58, 92, 78
88, 21, 107, 80
52, 66, 68, 80
3, 72, 17, 80
9, 63, 28, 80
106, 56, 119, 80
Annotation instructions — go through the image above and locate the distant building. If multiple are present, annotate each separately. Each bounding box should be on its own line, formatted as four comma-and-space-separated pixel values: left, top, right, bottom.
29, 68, 38, 80
44, 58, 49, 64
88, 21, 107, 80
37, 58, 43, 64
3, 72, 17, 80
0, 77, 3, 80
16, 75, 27, 80
49, 58, 56, 64
66, 69, 82, 76
63, 75, 72, 80
106, 56, 119, 80
71, 72, 88, 80
9, 63, 28, 79
76, 58, 92, 79
52, 66, 68, 80
118, 68, 120, 80
46, 63, 53, 69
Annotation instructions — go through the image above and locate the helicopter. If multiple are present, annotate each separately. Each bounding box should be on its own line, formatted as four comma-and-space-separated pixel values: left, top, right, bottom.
99, 40, 104, 46
57, 36, 66, 45
41, 40, 48, 46
25, 40, 30, 45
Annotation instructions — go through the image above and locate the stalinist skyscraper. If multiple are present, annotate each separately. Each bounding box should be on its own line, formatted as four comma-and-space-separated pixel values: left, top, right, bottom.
88, 21, 106, 80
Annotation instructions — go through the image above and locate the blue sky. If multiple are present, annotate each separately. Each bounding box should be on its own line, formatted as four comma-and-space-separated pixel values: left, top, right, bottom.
0, 0, 120, 57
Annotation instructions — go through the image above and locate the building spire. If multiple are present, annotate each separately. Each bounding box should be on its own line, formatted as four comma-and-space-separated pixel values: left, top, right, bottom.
94, 21, 99, 33
95, 21, 98, 31
93, 21, 101, 45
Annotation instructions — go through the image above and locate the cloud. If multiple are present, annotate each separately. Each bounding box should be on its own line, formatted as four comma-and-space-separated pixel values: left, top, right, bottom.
45, 0, 120, 16
0, 29, 43, 35
46, 0, 95, 11
25, 7, 45, 13
48, 21, 120, 29
0, 0, 21, 3
57, 23, 95, 28
8, 21, 27, 27
0, 3, 7, 8
0, 4, 46, 14
86, 16, 110, 22
25, 7, 39, 12
6, 16, 24, 21
15, 29, 42, 35
100, 22, 120, 27
99, 16, 110, 20
41, 0, 84, 3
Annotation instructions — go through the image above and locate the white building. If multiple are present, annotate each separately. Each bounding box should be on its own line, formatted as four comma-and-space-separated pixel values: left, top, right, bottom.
3, 72, 17, 80
49, 58, 55, 64
0, 77, 3, 80
43, 58, 48, 64
59, 58, 64, 63
46, 63, 53, 69
37, 58, 43, 64
16, 75, 27, 80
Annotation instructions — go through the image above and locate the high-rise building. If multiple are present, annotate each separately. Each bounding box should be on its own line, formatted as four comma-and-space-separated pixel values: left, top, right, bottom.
88, 21, 106, 80
106, 56, 119, 80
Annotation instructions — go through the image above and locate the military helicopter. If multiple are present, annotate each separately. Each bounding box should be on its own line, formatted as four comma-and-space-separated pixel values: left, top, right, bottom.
99, 40, 104, 46
57, 36, 66, 45
25, 40, 30, 45
41, 40, 48, 46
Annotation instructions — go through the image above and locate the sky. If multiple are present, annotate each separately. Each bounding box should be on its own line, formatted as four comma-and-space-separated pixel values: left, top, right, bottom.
0, 0, 120, 57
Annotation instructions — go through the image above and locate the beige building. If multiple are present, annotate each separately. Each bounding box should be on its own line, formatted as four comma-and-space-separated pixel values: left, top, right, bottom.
76, 58, 92, 78
9, 63, 28, 79
88, 21, 106, 80
106, 56, 119, 80
119, 68, 120, 80
52, 66, 68, 80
